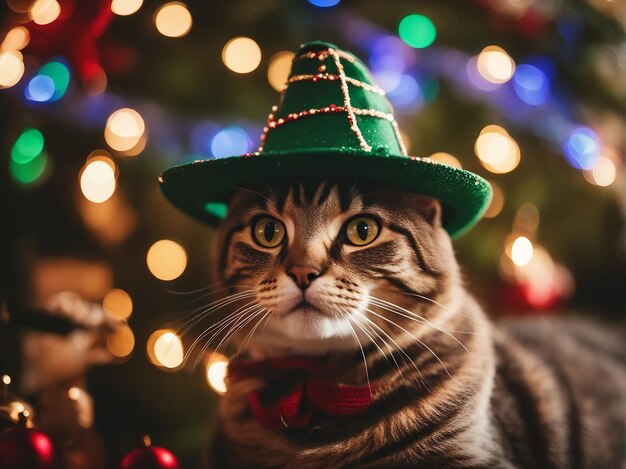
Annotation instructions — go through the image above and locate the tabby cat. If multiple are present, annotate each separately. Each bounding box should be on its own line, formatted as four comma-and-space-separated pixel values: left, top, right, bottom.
207, 178, 625, 468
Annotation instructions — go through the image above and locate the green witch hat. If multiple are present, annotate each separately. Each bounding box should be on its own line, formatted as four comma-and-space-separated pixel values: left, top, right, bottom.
160, 41, 492, 237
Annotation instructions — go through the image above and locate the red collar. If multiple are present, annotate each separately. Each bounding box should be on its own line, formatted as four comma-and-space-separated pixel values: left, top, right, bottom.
228, 357, 380, 429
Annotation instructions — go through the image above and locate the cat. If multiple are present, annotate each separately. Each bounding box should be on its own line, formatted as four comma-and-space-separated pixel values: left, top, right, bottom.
207, 178, 625, 468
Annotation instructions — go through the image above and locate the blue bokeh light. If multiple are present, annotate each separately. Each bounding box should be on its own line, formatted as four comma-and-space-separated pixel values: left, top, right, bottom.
25, 76, 56, 102
211, 127, 251, 159
387, 74, 423, 110
513, 64, 550, 106
307, 0, 340, 7
191, 121, 220, 156
563, 127, 600, 170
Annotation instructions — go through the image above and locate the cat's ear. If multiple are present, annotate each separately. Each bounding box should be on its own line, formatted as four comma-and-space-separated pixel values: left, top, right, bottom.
413, 195, 442, 227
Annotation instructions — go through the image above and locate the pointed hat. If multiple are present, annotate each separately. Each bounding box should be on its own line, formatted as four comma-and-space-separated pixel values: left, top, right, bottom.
159, 41, 492, 237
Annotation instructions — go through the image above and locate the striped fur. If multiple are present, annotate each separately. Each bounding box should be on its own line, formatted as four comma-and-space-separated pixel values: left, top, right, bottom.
208, 180, 625, 468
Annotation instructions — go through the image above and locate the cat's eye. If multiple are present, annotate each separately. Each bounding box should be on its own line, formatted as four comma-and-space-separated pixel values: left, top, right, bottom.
252, 217, 286, 248
345, 216, 380, 246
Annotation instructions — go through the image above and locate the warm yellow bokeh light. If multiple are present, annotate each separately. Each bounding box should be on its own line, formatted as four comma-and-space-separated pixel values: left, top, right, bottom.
476, 45, 515, 84
104, 108, 145, 152
107, 325, 135, 358
80, 160, 117, 204
146, 239, 187, 281
511, 236, 533, 267
103, 288, 133, 320
1, 26, 30, 52
586, 156, 616, 187
2, 374, 10, 385
155, 2, 192, 38
148, 330, 184, 369
111, 0, 143, 16
222, 37, 262, 74
30, 0, 61, 25
67, 386, 81, 401
206, 354, 229, 394
428, 152, 462, 169
475, 126, 520, 174
484, 181, 504, 218
0, 51, 24, 88
267, 51, 294, 91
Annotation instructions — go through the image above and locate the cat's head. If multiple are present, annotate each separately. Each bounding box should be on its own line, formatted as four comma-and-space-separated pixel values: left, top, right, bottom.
214, 179, 459, 355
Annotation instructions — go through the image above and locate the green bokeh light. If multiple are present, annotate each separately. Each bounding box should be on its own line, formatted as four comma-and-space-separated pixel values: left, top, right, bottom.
204, 202, 228, 219
398, 14, 437, 49
10, 151, 48, 184
11, 128, 44, 164
39, 61, 70, 100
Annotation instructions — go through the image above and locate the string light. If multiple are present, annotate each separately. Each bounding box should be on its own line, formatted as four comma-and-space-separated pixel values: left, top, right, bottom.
483, 181, 504, 218
1, 26, 30, 52
222, 37, 262, 74
267, 51, 294, 91
475, 125, 521, 174
10, 151, 48, 185
146, 239, 187, 281
513, 64, 549, 105
103, 288, 133, 320
107, 325, 135, 358
476, 46, 515, 84
155, 2, 192, 38
38, 61, 70, 101
511, 236, 533, 266
206, 353, 229, 394
211, 127, 250, 158
147, 329, 184, 369
398, 14, 437, 49
308, 0, 341, 7
29, 0, 61, 25
80, 160, 116, 203
111, 0, 143, 16
2, 375, 11, 385
104, 108, 146, 152
563, 127, 600, 170
584, 155, 616, 187
0, 51, 25, 89
11, 128, 44, 164
26, 75, 56, 102
428, 152, 462, 169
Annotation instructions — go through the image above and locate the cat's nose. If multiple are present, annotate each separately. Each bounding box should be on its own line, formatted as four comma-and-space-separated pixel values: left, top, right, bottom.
286, 265, 320, 290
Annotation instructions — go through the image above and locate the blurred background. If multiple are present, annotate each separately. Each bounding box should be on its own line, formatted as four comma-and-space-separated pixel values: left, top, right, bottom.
0, 0, 624, 467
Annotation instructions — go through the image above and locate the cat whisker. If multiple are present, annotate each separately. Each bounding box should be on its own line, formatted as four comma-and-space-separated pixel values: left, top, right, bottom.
367, 295, 476, 361
364, 306, 452, 378
237, 309, 271, 356
342, 312, 373, 397
207, 308, 266, 368
399, 291, 484, 328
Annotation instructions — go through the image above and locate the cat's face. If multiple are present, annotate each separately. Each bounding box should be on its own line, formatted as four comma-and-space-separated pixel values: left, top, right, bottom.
214, 180, 457, 354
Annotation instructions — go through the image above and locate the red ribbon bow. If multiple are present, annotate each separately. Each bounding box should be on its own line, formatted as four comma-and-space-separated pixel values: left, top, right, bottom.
228, 357, 378, 429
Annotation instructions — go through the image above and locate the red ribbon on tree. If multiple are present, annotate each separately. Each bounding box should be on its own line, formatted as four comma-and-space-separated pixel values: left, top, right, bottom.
229, 357, 379, 429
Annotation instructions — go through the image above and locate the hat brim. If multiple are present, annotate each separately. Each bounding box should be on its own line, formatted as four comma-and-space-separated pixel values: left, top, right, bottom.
159, 150, 492, 238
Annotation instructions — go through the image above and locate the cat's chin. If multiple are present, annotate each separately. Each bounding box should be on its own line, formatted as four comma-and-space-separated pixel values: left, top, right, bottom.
249, 307, 357, 354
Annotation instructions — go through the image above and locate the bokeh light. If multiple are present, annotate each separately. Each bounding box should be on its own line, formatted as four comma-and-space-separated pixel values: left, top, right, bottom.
307, 0, 341, 7
222, 37, 262, 74
104, 108, 146, 152
386, 74, 423, 110
584, 155, 616, 187
511, 236, 533, 266
107, 324, 135, 358
206, 353, 229, 394
475, 125, 521, 174
398, 14, 437, 49
484, 181, 504, 218
563, 127, 600, 170
80, 160, 117, 203
146, 239, 187, 281
428, 152, 462, 169
30, 0, 61, 25
1, 26, 30, 52
0, 51, 24, 88
476, 46, 515, 84
147, 329, 184, 369
103, 288, 133, 320
513, 64, 549, 105
2, 374, 10, 385
10, 151, 48, 185
26, 75, 56, 102
11, 128, 44, 164
38, 61, 70, 101
111, 0, 143, 16
513, 203, 540, 235
211, 126, 251, 158
154, 2, 192, 38
267, 51, 294, 91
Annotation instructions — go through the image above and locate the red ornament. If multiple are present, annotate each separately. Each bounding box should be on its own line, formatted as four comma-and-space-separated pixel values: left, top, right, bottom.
118, 436, 181, 469
0, 425, 55, 469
